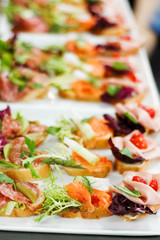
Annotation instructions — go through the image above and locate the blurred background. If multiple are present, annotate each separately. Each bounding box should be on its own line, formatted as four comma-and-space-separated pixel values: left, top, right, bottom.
128, 0, 160, 91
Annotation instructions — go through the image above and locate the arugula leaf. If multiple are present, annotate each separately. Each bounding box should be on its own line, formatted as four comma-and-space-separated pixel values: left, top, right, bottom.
42, 157, 84, 169
107, 85, 122, 97
124, 112, 138, 124
120, 148, 133, 159
24, 136, 35, 156
0, 160, 20, 169
0, 173, 16, 189
74, 176, 93, 195
112, 62, 128, 71
114, 185, 141, 198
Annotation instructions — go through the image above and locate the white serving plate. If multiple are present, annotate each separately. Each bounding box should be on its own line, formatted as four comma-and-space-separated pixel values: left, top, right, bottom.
0, 0, 160, 236
0, 106, 160, 236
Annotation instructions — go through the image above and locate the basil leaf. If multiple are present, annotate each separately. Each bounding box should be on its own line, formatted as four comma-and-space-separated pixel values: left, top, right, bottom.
107, 85, 121, 96
112, 62, 128, 71
124, 112, 138, 124
114, 185, 142, 197
120, 148, 133, 159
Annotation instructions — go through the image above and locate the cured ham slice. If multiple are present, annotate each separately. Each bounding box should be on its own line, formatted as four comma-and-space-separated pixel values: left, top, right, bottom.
115, 103, 160, 132
110, 171, 160, 206
112, 130, 160, 160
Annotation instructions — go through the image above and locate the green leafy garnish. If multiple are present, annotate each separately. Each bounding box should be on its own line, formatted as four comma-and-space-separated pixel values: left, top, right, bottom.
87, 75, 101, 87
0, 40, 12, 54
24, 136, 35, 156
8, 70, 28, 88
112, 62, 128, 71
74, 176, 93, 195
13, 53, 30, 64
120, 148, 133, 159
114, 185, 141, 198
124, 112, 138, 124
107, 85, 122, 97
0, 160, 20, 170
81, 117, 93, 124
33, 83, 43, 89
34, 175, 81, 222
1, 52, 12, 72
0, 172, 16, 189
47, 117, 78, 142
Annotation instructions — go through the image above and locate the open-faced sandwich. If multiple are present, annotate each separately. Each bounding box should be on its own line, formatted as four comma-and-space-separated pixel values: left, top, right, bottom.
66, 36, 144, 57
109, 171, 160, 221
35, 175, 112, 221
0, 135, 51, 181
25, 137, 113, 178
104, 103, 160, 135
0, 106, 47, 147
109, 130, 160, 174
0, 39, 50, 102
47, 112, 113, 149
4, 0, 131, 35
0, 172, 44, 217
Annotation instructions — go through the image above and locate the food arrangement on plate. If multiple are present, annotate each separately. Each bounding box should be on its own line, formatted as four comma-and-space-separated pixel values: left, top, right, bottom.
0, 36, 147, 103
0, 0, 160, 236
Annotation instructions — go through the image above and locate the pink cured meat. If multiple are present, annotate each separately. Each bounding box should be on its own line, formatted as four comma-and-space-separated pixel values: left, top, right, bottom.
25, 48, 45, 70
9, 137, 29, 166
13, 0, 49, 6
27, 124, 46, 133
0, 74, 28, 102
115, 103, 160, 132
0, 193, 10, 208
110, 171, 160, 206
14, 15, 49, 33
112, 130, 160, 160
2, 115, 21, 138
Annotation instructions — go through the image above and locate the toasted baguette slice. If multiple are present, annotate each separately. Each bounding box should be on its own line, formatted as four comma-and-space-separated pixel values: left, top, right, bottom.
120, 204, 160, 221
63, 163, 112, 178
29, 132, 48, 147
83, 134, 113, 149
115, 158, 151, 174
0, 163, 51, 181
59, 89, 146, 103
59, 89, 101, 102
59, 203, 112, 219
21, 85, 49, 102
0, 191, 45, 217
96, 26, 129, 37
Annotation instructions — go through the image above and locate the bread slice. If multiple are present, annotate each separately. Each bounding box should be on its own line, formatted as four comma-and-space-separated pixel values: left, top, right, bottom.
63, 163, 112, 178
32, 132, 48, 147
0, 163, 51, 181
59, 203, 112, 219
59, 89, 101, 102
115, 158, 151, 174
94, 26, 129, 37
59, 89, 146, 103
21, 85, 49, 102
0, 191, 45, 217
120, 204, 160, 221
82, 134, 113, 150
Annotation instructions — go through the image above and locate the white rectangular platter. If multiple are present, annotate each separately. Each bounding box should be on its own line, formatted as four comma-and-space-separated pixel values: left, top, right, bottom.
0, 0, 160, 236
0, 105, 160, 236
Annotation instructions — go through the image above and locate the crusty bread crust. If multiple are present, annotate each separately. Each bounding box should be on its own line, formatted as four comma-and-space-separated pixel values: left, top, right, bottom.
34, 132, 48, 147
0, 164, 51, 181
120, 204, 160, 221
115, 158, 151, 174
59, 89, 146, 104
21, 86, 49, 102
93, 26, 129, 37
59, 90, 101, 102
82, 133, 114, 150
0, 191, 45, 217
59, 204, 112, 219
63, 163, 112, 178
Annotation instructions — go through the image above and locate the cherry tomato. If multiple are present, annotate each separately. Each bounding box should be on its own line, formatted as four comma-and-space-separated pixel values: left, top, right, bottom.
127, 72, 141, 83
130, 132, 148, 149
121, 36, 132, 41
139, 104, 155, 118
149, 178, 158, 191
132, 176, 147, 184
